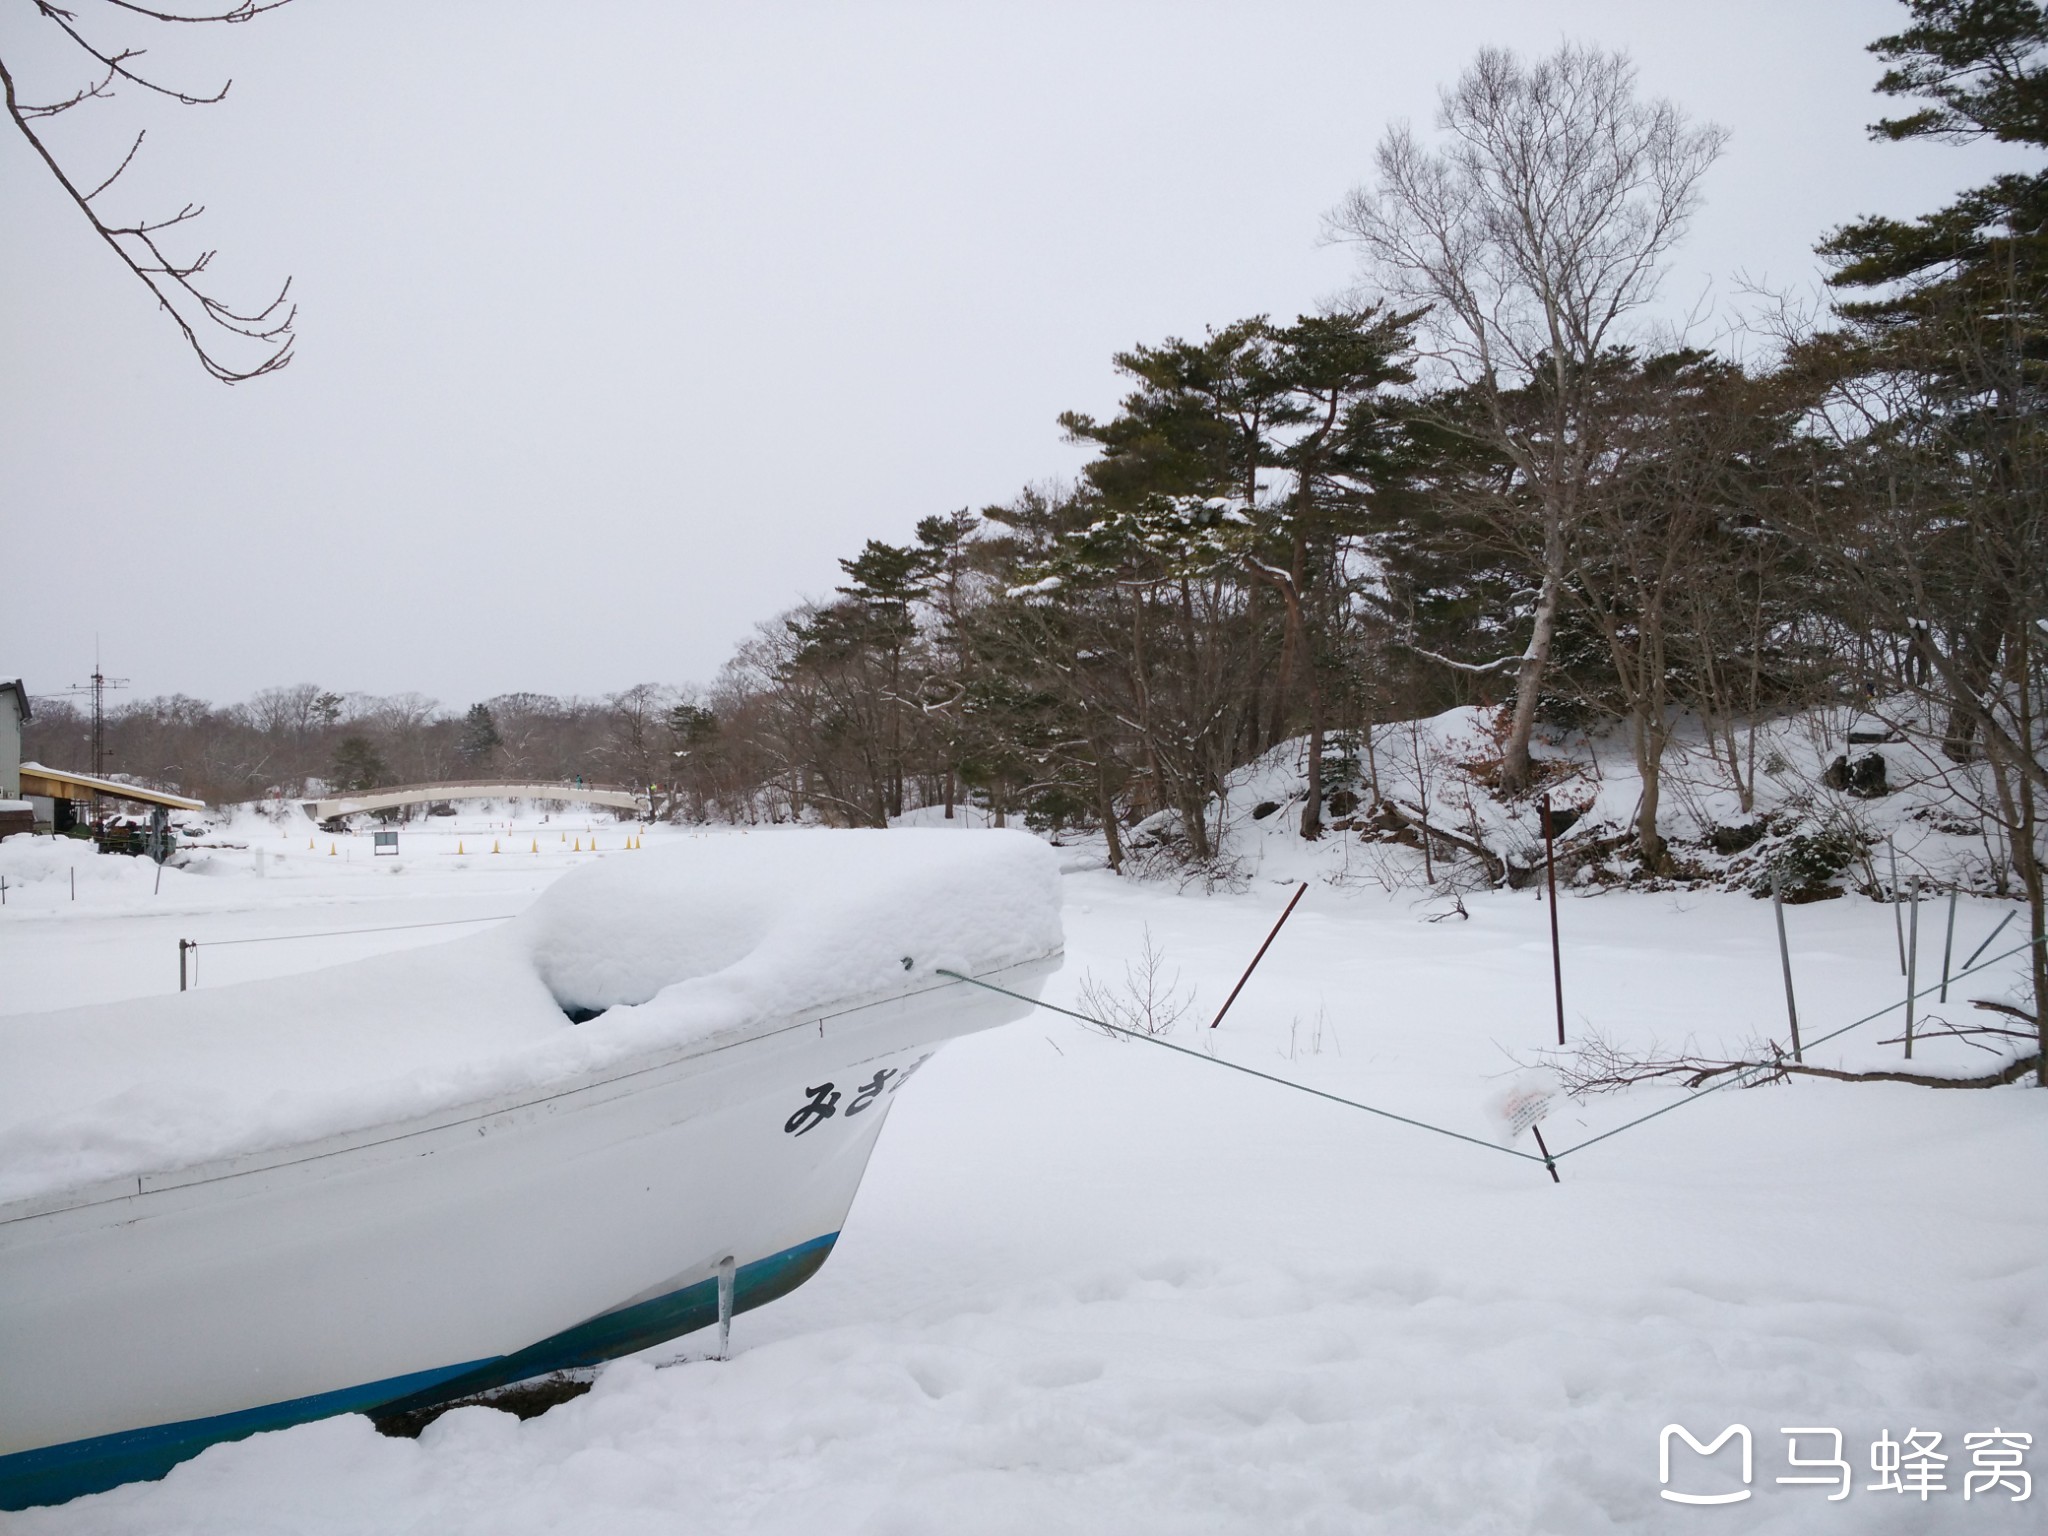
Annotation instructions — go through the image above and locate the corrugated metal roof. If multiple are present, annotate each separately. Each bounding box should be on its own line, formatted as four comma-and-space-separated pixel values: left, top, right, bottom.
17, 763, 204, 811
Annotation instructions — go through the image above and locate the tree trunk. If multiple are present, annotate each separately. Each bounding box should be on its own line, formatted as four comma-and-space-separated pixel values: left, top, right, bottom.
1500, 534, 1563, 794
2025, 786, 2046, 1088
1941, 600, 2007, 763
1245, 583, 1269, 754
1263, 563, 1324, 841
1301, 710, 1325, 840
1267, 600, 1297, 749
1097, 756, 1124, 873
1979, 653, 2045, 1084
1633, 706, 1667, 872
2005, 629, 2046, 1085
1179, 782, 1212, 862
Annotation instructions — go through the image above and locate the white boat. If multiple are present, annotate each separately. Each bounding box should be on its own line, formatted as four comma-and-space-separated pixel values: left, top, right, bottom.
0, 830, 1062, 1509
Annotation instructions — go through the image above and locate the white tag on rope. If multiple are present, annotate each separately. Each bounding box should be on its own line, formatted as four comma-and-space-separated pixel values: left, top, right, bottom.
1489, 1069, 1560, 1146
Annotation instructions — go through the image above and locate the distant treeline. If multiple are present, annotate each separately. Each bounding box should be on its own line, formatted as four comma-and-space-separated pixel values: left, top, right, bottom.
21, 686, 680, 813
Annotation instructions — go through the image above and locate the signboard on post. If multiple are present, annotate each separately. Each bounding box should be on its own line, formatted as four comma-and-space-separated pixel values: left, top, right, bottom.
373, 830, 399, 857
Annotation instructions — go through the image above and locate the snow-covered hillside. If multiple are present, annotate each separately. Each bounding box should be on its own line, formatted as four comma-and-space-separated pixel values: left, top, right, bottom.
1110, 701, 2034, 913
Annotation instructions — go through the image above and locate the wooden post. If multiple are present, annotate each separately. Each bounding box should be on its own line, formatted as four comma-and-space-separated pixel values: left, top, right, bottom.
1543, 794, 1565, 1047
1904, 877, 1920, 1059
1210, 882, 1307, 1029
1771, 866, 1803, 1062
1938, 889, 1958, 1002
1530, 1123, 1561, 1184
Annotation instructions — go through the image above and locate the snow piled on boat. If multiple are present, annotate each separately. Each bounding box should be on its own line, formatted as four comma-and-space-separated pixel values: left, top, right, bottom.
0, 830, 1061, 1209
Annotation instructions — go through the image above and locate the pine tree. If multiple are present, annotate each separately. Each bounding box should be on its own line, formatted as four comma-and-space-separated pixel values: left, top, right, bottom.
457, 704, 502, 770
330, 736, 388, 794
1811, 0, 2048, 1080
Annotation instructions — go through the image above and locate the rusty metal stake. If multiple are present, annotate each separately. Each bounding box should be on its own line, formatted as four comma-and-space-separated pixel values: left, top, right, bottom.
1531, 1123, 1561, 1183
1543, 794, 1565, 1047
1210, 882, 1307, 1029
1904, 877, 1920, 1060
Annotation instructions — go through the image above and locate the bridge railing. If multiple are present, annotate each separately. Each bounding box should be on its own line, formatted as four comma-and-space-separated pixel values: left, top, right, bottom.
313, 778, 649, 799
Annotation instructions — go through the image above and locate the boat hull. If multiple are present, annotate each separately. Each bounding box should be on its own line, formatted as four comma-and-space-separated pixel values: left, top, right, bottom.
0, 959, 1051, 1509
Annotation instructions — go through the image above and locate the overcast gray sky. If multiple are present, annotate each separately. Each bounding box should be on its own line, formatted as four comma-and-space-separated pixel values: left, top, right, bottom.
2, 1, 2036, 709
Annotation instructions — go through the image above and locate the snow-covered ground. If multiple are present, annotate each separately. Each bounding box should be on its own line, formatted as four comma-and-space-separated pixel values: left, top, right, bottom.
2, 811, 2043, 1533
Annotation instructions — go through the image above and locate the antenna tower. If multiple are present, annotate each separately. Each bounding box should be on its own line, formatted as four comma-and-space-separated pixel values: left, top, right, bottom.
62, 645, 130, 831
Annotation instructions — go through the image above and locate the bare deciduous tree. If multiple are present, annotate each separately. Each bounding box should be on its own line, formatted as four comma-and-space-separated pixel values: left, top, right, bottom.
1329, 42, 1726, 792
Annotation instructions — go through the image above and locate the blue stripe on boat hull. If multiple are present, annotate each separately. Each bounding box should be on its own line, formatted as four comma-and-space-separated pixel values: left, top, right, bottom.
0, 1232, 838, 1512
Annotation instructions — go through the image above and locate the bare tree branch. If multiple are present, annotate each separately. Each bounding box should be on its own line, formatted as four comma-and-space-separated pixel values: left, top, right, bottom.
81, 127, 145, 201
1, 0, 297, 382
98, 1, 291, 22
1407, 642, 1525, 675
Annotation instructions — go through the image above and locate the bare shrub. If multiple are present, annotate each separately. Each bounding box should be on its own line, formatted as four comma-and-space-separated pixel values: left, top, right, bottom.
1074, 925, 1198, 1038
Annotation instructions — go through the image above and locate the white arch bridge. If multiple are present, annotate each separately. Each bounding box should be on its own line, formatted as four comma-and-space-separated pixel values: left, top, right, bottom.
301, 780, 652, 824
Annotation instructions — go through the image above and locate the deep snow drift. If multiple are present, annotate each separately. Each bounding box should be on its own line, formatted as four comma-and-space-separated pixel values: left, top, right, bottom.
1, 802, 2040, 1533
0, 830, 1061, 1211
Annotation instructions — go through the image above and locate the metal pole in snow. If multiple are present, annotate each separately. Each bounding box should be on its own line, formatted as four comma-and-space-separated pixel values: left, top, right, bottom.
1904, 877, 1920, 1060
1209, 882, 1307, 1029
1964, 910, 2017, 971
1543, 794, 1565, 1047
179, 939, 189, 992
1771, 866, 1802, 1062
715, 1255, 736, 1360
1939, 889, 1958, 1002
1889, 836, 1905, 973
